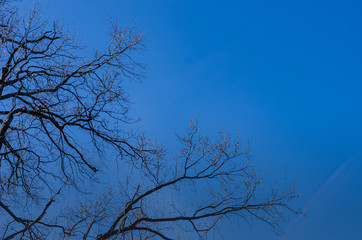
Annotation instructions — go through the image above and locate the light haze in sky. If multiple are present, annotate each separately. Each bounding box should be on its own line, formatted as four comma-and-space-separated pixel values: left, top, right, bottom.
35, 0, 362, 239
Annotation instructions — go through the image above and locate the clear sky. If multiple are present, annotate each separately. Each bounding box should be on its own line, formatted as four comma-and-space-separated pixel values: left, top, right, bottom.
36, 0, 362, 239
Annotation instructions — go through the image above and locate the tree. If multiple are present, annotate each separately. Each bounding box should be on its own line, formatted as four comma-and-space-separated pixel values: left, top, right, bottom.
0, 1, 298, 239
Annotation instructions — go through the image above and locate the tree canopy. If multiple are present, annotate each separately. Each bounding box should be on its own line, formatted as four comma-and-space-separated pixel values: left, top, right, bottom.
0, 1, 297, 239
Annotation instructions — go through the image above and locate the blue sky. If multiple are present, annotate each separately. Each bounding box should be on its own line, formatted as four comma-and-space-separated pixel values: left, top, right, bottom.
37, 0, 362, 239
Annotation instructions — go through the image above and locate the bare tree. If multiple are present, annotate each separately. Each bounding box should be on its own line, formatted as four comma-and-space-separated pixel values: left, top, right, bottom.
0, 1, 298, 239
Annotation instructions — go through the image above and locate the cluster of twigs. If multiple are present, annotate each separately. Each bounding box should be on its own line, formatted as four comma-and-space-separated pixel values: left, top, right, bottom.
0, 1, 298, 239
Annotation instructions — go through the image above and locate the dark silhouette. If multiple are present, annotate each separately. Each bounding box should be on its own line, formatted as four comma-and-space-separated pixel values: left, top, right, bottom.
0, 1, 298, 239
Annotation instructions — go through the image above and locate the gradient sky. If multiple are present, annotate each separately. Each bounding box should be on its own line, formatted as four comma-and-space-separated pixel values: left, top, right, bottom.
34, 0, 362, 239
